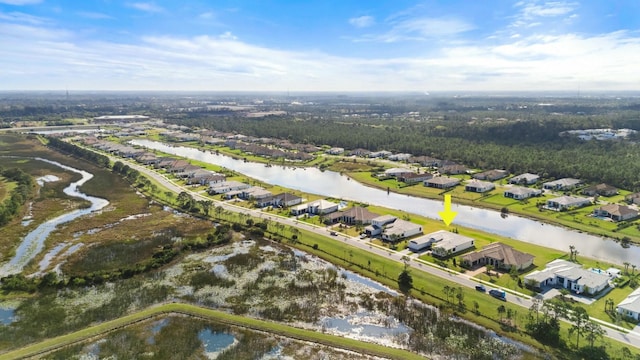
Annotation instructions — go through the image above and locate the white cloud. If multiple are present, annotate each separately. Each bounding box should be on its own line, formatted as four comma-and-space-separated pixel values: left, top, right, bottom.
518, 1, 577, 18
0, 21, 639, 92
0, 11, 49, 24
353, 16, 474, 43
199, 11, 215, 19
0, 0, 41, 5
349, 15, 374, 28
126, 2, 164, 13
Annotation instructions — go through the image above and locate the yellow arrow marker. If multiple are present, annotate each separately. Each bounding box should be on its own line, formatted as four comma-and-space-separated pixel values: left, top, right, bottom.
438, 194, 458, 226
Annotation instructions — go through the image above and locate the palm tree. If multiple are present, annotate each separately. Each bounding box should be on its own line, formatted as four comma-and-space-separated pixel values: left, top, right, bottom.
624, 262, 631, 275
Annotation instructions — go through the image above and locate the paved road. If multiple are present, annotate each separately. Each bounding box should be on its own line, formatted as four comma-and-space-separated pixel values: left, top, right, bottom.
103, 152, 640, 350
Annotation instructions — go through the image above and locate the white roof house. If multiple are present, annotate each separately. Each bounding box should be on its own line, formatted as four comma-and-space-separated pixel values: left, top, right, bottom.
208, 181, 251, 194
504, 186, 542, 200
545, 196, 591, 211
380, 219, 422, 242
429, 231, 475, 258
509, 173, 540, 185
524, 259, 609, 295
465, 180, 495, 193
618, 288, 640, 321
384, 168, 410, 177
543, 178, 582, 190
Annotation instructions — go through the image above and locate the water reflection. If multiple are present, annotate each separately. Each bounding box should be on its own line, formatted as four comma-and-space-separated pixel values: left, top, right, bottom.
130, 139, 636, 265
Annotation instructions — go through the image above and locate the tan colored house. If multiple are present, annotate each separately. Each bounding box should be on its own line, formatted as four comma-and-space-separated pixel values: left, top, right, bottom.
582, 183, 618, 197
594, 204, 638, 222
461, 242, 534, 271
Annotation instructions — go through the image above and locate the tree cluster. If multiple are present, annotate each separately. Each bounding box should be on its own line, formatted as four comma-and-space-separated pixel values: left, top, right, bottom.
0, 167, 34, 226
47, 137, 110, 168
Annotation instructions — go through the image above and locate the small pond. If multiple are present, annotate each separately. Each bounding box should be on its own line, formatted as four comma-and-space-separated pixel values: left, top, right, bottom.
198, 328, 236, 355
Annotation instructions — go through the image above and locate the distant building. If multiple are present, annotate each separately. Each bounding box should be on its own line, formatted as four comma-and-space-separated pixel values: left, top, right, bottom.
93, 115, 149, 123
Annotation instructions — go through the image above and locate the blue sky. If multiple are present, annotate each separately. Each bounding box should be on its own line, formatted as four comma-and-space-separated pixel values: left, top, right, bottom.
0, 0, 639, 91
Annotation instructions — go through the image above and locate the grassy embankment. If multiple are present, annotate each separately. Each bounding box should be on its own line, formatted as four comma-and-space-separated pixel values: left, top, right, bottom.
0, 303, 425, 360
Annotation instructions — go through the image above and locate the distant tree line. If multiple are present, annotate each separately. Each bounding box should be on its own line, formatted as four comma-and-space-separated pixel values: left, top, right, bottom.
169, 116, 640, 190
0, 167, 34, 226
47, 137, 110, 168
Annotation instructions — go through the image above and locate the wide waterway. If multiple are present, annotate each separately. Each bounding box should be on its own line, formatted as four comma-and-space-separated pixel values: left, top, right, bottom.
131, 139, 637, 265
0, 158, 109, 277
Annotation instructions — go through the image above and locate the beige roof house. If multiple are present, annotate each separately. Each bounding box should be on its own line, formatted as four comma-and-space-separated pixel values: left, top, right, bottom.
461, 242, 534, 271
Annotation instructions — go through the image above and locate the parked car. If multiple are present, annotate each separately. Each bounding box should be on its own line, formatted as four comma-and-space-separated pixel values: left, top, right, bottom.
330, 231, 337, 236
475, 285, 486, 292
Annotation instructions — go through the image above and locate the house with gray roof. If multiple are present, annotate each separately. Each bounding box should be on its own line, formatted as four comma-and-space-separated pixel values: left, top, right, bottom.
504, 186, 542, 200
380, 219, 423, 242
594, 204, 638, 222
465, 180, 495, 193
543, 178, 582, 191
473, 169, 508, 181
545, 196, 591, 211
509, 173, 540, 185
617, 287, 640, 321
524, 259, 610, 295
429, 231, 475, 258
424, 176, 461, 189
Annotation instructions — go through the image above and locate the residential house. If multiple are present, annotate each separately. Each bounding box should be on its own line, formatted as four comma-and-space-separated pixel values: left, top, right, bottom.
625, 192, 640, 205
410, 156, 442, 167
380, 219, 423, 242
582, 183, 618, 197
504, 186, 542, 200
407, 234, 438, 252
524, 259, 610, 295
593, 204, 638, 222
274, 193, 303, 207
174, 164, 203, 178
135, 152, 158, 165
384, 168, 411, 178
429, 231, 475, 258
617, 287, 640, 321
399, 172, 433, 184
326, 147, 344, 155
155, 158, 178, 169
208, 181, 251, 195
473, 169, 508, 181
424, 176, 461, 189
388, 153, 412, 161
542, 178, 582, 191
348, 148, 371, 157
545, 196, 591, 211
364, 215, 398, 237
324, 206, 379, 225
291, 199, 339, 216
186, 172, 225, 186
439, 164, 468, 175
460, 242, 534, 271
240, 186, 273, 200
465, 180, 495, 193
368, 150, 392, 158
166, 160, 191, 173
509, 173, 540, 185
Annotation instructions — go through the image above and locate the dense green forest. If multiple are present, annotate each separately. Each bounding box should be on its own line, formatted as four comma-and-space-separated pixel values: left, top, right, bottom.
167, 115, 640, 191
